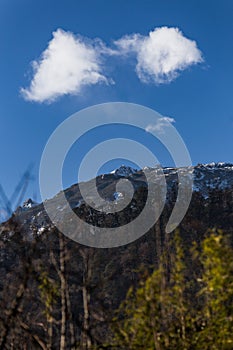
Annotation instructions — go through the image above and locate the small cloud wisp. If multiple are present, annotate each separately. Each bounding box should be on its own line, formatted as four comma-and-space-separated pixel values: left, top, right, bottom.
146, 116, 176, 134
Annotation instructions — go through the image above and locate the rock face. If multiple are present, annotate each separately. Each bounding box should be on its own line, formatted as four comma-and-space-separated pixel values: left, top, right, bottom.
0, 163, 232, 349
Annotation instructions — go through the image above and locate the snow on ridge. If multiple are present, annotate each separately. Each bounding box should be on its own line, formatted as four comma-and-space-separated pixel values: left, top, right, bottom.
110, 163, 233, 178
197, 162, 233, 169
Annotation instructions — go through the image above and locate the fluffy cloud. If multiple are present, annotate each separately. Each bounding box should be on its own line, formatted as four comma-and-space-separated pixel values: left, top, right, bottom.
21, 27, 203, 103
115, 27, 203, 84
21, 29, 111, 103
146, 116, 175, 134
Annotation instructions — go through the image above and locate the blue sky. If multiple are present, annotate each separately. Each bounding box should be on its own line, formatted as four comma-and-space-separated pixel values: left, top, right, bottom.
0, 0, 233, 210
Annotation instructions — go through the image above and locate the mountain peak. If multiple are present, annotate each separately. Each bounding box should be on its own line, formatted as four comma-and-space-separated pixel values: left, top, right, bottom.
22, 198, 38, 209
110, 165, 138, 177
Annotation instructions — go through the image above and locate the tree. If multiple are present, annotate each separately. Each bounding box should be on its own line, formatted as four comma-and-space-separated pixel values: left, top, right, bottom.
112, 230, 233, 350
196, 230, 233, 349
38, 269, 59, 350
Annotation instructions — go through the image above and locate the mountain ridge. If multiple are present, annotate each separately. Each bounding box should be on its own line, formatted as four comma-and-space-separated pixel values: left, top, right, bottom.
1, 162, 232, 241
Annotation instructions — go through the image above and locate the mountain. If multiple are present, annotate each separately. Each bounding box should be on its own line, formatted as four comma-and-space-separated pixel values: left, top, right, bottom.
0, 163, 232, 349
6, 162, 233, 239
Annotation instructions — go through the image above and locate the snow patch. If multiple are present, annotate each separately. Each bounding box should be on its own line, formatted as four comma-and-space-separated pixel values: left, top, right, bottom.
113, 192, 124, 201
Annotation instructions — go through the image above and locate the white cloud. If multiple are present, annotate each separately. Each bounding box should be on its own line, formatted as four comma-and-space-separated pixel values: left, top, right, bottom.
21, 29, 111, 103
21, 27, 203, 103
146, 116, 175, 134
115, 27, 203, 84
